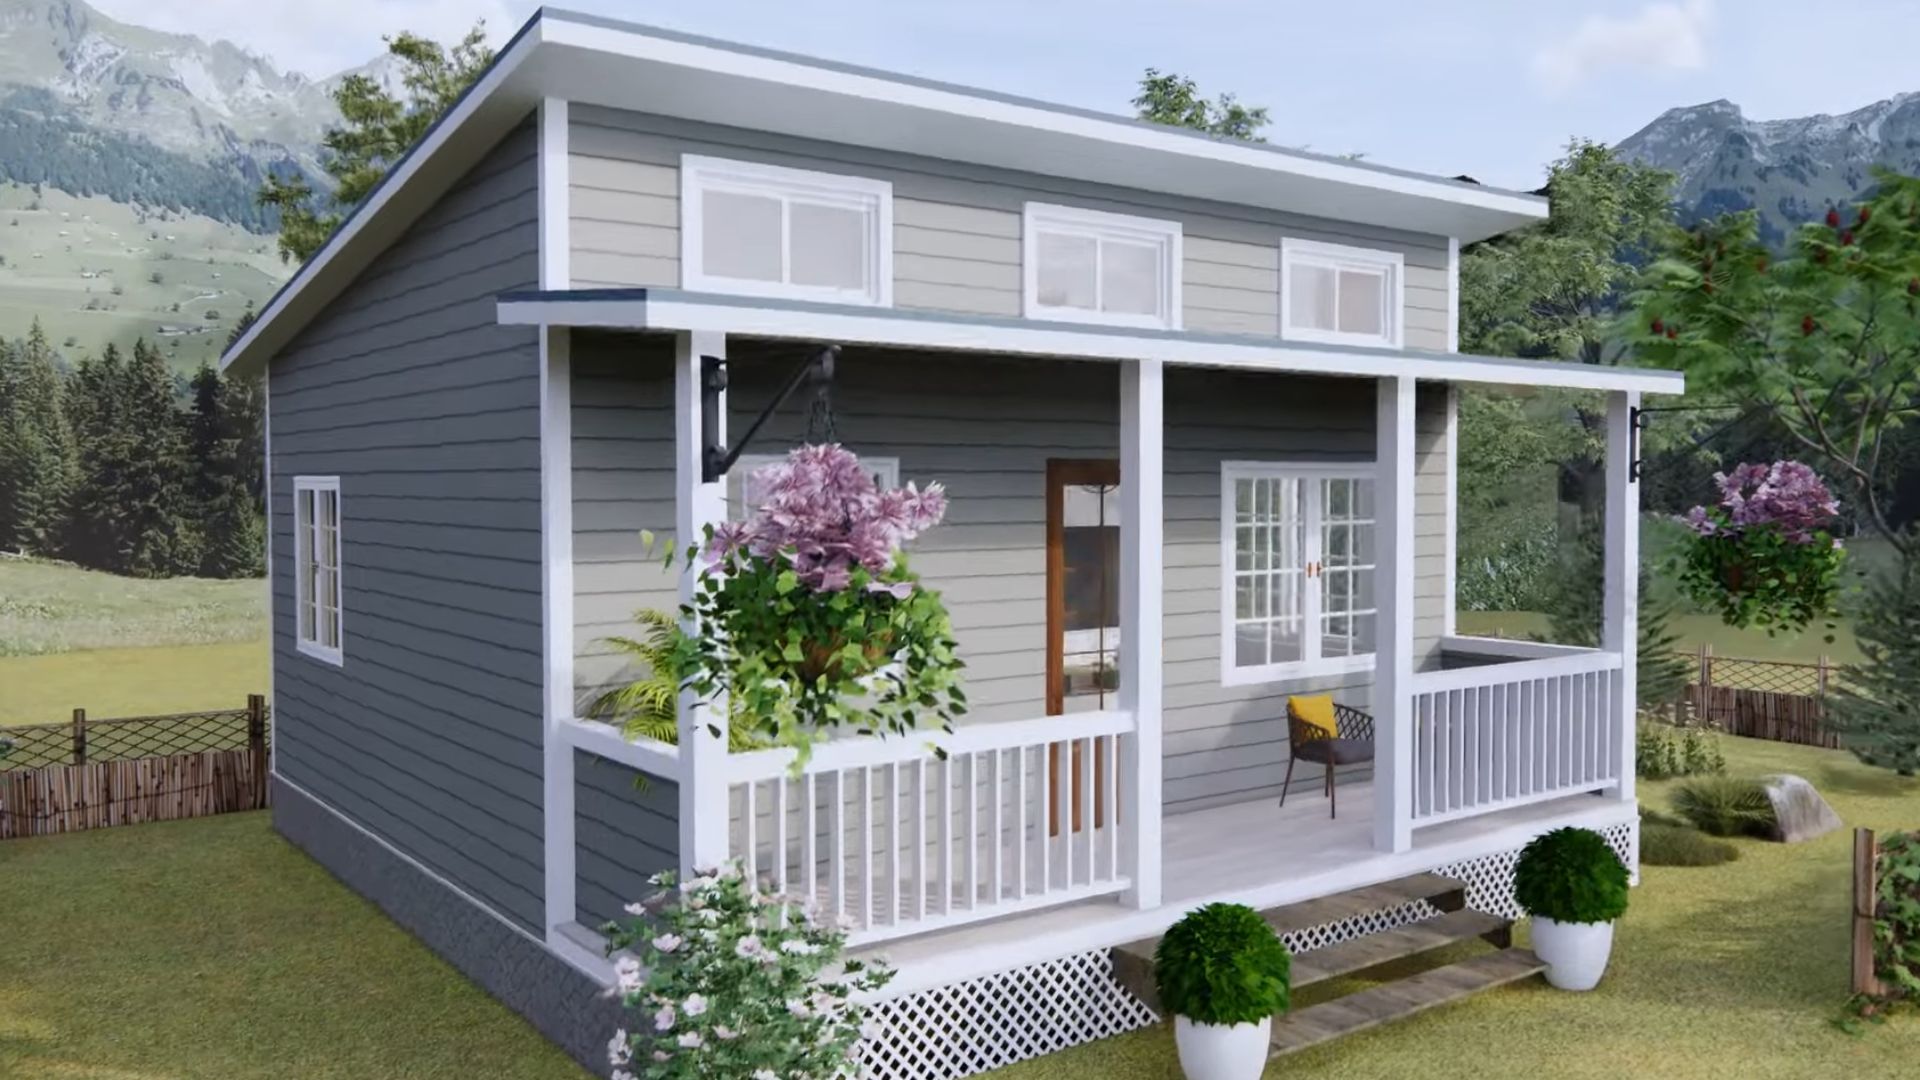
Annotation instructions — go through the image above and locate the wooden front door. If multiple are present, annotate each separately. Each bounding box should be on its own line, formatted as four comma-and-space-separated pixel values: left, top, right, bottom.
1046, 459, 1120, 834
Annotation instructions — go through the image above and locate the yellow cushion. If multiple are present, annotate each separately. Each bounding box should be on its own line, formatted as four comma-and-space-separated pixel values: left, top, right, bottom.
1288, 695, 1337, 740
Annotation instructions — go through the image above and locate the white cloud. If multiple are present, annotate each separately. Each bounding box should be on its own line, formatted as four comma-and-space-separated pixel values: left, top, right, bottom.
89, 0, 524, 77
1530, 0, 1714, 96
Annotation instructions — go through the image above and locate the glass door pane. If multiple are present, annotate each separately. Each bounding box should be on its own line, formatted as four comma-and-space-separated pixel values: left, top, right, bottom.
1232, 475, 1307, 670
1058, 478, 1121, 707
1319, 477, 1377, 659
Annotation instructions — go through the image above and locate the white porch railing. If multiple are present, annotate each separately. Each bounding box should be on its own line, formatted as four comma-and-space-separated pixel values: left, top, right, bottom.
1410, 649, 1625, 827
723, 711, 1136, 945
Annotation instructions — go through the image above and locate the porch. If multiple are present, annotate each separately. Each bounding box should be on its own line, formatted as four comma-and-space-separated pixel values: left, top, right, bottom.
505, 288, 1676, 980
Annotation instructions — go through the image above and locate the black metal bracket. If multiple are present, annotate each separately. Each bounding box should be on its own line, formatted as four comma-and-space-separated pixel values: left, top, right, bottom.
701, 345, 840, 483
1629, 402, 1750, 482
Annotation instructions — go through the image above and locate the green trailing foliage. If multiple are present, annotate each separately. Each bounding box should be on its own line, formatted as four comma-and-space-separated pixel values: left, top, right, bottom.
1871, 832, 1920, 1001
587, 608, 760, 752
1671, 776, 1777, 838
1153, 903, 1292, 1026
1831, 540, 1920, 775
1513, 827, 1630, 925
1636, 719, 1727, 780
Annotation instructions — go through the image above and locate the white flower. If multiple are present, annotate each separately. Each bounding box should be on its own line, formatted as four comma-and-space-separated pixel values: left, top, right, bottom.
677, 1031, 704, 1049
695, 907, 722, 924
653, 1004, 676, 1032
623, 901, 648, 916
779, 939, 821, 956
652, 1050, 671, 1063
752, 1071, 779, 1080
682, 993, 709, 1018
786, 998, 812, 1019
735, 934, 765, 959
714, 1025, 739, 1041
614, 956, 644, 995
607, 1030, 632, 1066
716, 862, 742, 880
652, 933, 683, 954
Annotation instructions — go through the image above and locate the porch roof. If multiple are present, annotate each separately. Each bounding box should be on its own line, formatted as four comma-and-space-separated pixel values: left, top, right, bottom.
498, 287, 1686, 396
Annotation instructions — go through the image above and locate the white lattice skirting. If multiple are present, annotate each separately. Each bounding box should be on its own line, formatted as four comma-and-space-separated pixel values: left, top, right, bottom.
860, 819, 1638, 1080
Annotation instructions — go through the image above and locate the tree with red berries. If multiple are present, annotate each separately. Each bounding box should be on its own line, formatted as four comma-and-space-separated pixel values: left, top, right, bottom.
1632, 169, 1920, 557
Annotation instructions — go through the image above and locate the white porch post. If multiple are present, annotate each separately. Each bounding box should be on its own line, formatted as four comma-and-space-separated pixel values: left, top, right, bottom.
1119, 358, 1164, 909
676, 330, 732, 874
1604, 390, 1641, 803
1373, 376, 1416, 854
536, 97, 576, 939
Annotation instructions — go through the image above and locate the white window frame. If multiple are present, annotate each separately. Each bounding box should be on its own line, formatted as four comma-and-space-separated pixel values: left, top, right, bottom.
680, 154, 893, 307
1279, 237, 1405, 349
1219, 461, 1378, 686
293, 475, 344, 667
729, 452, 902, 515
1022, 202, 1183, 330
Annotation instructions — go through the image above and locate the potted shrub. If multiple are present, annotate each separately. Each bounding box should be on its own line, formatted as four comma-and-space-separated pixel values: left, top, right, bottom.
1675, 461, 1845, 632
604, 862, 892, 1079
1514, 827, 1630, 991
1154, 902, 1291, 1080
659, 445, 967, 762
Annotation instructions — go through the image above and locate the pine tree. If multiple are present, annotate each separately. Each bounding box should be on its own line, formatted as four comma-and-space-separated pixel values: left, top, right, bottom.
186, 363, 265, 577
0, 321, 78, 555
1830, 543, 1920, 775
65, 341, 193, 576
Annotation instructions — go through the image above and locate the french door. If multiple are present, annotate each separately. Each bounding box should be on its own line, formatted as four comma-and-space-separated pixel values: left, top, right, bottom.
1045, 459, 1120, 834
1224, 464, 1378, 683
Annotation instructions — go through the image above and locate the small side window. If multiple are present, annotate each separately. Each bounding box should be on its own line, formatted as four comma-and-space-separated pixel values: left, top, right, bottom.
294, 476, 344, 666
681, 155, 893, 306
1023, 203, 1181, 330
1280, 239, 1403, 348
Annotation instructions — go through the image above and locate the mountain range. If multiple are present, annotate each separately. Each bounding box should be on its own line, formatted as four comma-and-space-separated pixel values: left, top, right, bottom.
3, 0, 1920, 370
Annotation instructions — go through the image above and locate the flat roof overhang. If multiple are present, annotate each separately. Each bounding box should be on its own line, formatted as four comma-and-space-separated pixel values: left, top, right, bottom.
499, 288, 1685, 396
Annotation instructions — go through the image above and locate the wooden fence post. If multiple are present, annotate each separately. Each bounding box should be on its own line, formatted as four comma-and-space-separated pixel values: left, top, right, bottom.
71, 708, 86, 767
246, 694, 268, 807
1853, 827, 1885, 997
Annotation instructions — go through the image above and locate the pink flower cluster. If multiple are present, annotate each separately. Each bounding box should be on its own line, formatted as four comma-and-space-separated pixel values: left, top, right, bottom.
709, 444, 947, 592
1681, 461, 1840, 544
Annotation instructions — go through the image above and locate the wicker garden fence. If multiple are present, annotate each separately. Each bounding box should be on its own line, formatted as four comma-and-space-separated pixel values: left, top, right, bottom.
1678, 645, 1841, 749
0, 695, 270, 839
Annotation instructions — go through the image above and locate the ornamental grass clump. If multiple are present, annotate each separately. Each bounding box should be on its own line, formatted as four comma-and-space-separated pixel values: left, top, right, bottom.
1676, 461, 1845, 632
664, 444, 967, 760
1672, 776, 1778, 838
604, 862, 893, 1080
1153, 902, 1292, 1026
1513, 827, 1630, 925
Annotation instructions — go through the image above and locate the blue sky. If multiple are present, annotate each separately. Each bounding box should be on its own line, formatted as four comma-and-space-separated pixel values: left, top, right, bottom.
96, 0, 1920, 190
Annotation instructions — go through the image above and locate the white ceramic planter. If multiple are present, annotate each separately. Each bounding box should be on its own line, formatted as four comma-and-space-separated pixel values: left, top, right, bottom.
1174, 1015, 1271, 1080
1531, 916, 1615, 991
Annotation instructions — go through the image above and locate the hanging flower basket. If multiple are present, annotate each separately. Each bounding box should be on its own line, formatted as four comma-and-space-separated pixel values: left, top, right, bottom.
1675, 461, 1845, 632
663, 444, 967, 761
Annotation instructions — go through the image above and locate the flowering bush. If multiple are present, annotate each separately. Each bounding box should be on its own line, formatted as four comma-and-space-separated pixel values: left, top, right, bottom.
604, 863, 893, 1080
664, 444, 967, 759
1676, 461, 1846, 631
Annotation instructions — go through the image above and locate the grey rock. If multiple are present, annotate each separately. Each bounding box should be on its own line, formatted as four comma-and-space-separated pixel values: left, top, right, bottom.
1759, 774, 1844, 844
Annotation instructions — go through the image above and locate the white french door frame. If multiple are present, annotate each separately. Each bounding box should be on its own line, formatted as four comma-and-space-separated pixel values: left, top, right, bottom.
1218, 461, 1378, 687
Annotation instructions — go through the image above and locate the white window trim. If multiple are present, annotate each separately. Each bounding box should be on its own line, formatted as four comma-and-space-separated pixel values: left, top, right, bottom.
293, 475, 344, 667
730, 452, 901, 513
1279, 237, 1405, 349
1218, 460, 1378, 687
680, 154, 894, 307
1022, 202, 1183, 331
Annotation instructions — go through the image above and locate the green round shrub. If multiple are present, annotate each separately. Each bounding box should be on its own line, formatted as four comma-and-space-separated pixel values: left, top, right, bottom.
1153, 902, 1291, 1026
1513, 827, 1630, 924
1640, 822, 1740, 867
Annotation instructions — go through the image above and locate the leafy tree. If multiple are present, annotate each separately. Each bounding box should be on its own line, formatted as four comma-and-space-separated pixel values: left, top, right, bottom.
1830, 539, 1920, 775
260, 24, 495, 264
1632, 169, 1920, 556
1132, 69, 1270, 142
0, 321, 77, 555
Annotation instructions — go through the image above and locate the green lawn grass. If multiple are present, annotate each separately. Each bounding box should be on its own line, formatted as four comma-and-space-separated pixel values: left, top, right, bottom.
0, 558, 266, 656
1457, 609, 1863, 665
988, 734, 1920, 1079
0, 641, 269, 725
0, 812, 591, 1080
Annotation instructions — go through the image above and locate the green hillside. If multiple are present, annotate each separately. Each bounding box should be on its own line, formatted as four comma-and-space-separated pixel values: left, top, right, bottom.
0, 182, 289, 373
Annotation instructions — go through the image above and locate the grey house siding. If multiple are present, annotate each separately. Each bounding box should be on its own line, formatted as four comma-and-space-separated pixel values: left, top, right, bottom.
267, 120, 549, 933
565, 104, 1451, 349
570, 333, 1449, 813
574, 752, 679, 929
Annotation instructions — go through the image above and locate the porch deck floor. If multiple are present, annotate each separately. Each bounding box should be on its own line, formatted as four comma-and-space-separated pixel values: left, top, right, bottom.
862, 782, 1636, 997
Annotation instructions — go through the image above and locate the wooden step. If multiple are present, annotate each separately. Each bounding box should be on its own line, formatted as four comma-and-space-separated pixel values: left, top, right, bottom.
1268, 947, 1546, 1057
1110, 872, 1469, 1010
1291, 908, 1512, 988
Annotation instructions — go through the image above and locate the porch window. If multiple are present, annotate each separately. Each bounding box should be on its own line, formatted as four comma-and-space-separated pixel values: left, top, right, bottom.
680, 155, 893, 306
730, 453, 901, 515
1023, 203, 1181, 329
294, 475, 344, 666
1280, 238, 1403, 348
1220, 463, 1377, 684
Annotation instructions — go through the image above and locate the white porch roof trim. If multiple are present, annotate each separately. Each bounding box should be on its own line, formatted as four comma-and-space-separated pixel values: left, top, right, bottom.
497, 288, 1686, 395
